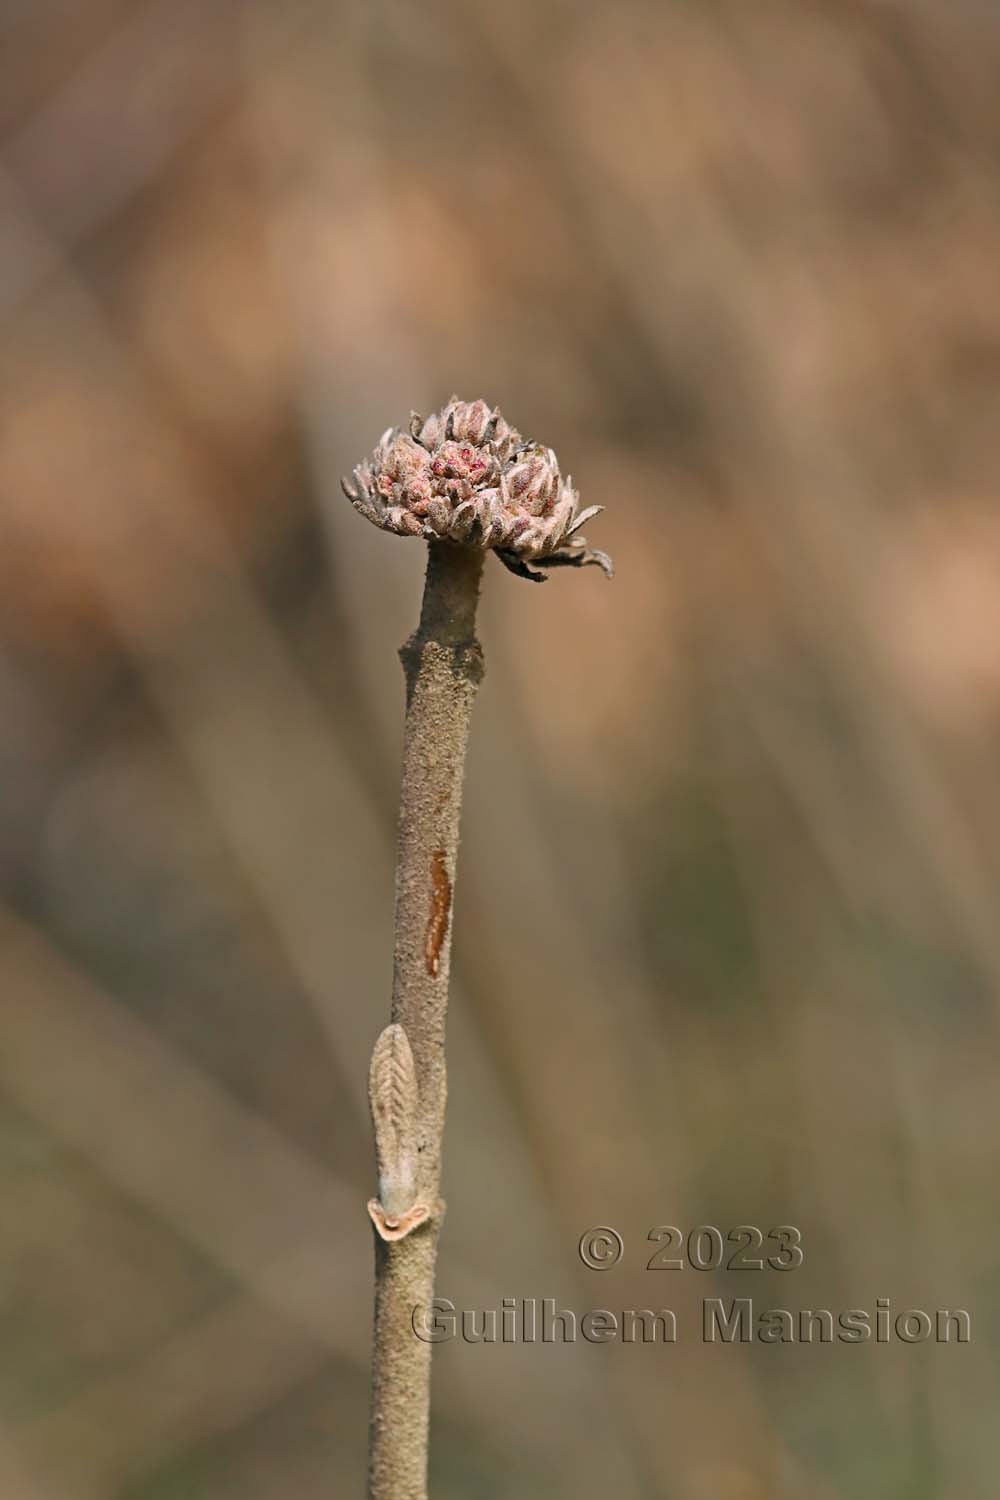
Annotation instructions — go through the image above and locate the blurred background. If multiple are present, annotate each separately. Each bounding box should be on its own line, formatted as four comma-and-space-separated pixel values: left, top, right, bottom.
1, 0, 998, 1495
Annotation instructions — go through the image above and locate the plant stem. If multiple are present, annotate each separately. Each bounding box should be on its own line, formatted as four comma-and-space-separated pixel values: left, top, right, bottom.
367, 541, 486, 1500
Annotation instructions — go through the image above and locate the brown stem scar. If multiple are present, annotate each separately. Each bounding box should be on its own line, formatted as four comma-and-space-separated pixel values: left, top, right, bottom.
425, 850, 451, 977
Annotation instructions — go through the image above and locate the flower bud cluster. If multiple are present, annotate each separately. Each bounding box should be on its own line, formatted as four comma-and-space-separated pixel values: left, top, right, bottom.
343, 397, 611, 581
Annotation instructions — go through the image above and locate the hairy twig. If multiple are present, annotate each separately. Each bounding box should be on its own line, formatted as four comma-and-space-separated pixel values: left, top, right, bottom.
345, 397, 611, 1499
366, 540, 484, 1499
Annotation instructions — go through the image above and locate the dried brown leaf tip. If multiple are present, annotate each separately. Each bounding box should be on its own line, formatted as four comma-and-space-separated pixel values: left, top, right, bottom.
367, 1023, 431, 1242
342, 396, 613, 582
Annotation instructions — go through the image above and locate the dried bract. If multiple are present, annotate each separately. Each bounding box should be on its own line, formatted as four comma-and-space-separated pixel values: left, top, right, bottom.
367, 1023, 430, 1242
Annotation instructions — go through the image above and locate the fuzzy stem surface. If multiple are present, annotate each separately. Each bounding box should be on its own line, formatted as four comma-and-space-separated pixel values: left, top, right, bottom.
368, 541, 485, 1500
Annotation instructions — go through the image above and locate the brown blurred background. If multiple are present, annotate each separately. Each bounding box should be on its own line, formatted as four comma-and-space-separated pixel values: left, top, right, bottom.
1, 0, 999, 1495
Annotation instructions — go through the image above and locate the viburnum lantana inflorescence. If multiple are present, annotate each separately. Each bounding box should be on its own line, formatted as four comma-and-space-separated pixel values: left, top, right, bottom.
342, 396, 612, 581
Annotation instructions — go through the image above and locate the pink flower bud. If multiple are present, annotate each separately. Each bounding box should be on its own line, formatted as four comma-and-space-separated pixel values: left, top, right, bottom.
342, 397, 612, 582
